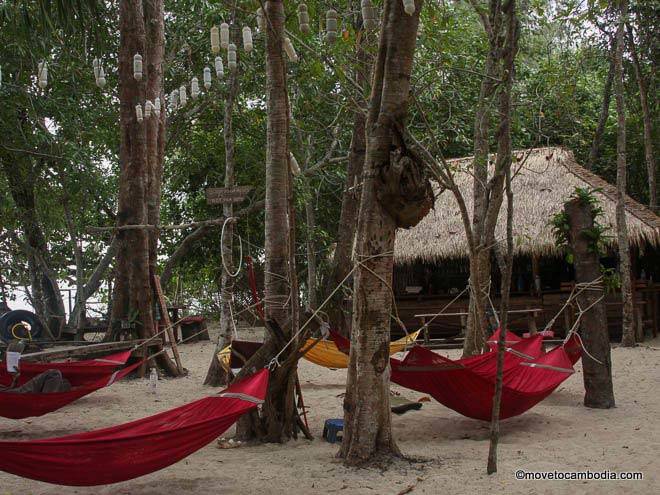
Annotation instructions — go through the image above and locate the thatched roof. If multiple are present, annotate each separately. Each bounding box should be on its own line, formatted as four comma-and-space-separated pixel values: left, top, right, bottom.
394, 147, 660, 263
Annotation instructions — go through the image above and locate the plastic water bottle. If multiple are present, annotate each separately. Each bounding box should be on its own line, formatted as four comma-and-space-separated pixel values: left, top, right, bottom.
149, 368, 158, 395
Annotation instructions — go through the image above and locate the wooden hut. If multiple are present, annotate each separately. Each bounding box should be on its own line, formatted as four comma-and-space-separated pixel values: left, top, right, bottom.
392, 147, 660, 342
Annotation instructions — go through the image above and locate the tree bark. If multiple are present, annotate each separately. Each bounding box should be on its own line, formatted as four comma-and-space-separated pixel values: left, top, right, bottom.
205, 46, 240, 387
326, 30, 370, 335
110, 0, 178, 376
613, 0, 635, 347
0, 154, 65, 337
565, 198, 615, 408
627, 24, 656, 212
463, 0, 513, 357
587, 40, 616, 171
340, 0, 425, 465
485, 0, 519, 474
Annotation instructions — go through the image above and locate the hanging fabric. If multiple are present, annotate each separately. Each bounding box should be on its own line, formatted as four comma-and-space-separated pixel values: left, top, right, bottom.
0, 369, 269, 486
390, 333, 582, 421
0, 350, 132, 388
0, 360, 142, 419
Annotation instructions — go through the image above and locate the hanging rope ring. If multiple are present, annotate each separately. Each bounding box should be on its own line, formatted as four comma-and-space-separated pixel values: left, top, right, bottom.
221, 217, 243, 278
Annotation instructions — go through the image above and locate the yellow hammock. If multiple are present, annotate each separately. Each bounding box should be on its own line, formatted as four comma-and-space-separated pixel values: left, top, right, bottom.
218, 330, 421, 371
300, 330, 421, 369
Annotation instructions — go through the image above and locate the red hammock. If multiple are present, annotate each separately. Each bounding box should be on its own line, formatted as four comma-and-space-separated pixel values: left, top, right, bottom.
390, 334, 581, 421
1, 350, 132, 387
0, 360, 142, 419
0, 369, 269, 486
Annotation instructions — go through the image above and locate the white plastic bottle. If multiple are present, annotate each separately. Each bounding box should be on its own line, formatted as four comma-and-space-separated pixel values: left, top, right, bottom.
149, 368, 158, 394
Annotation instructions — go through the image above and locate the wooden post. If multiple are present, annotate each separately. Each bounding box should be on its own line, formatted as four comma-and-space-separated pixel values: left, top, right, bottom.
635, 305, 644, 342
153, 275, 184, 374
565, 197, 615, 408
526, 305, 538, 335
531, 254, 541, 296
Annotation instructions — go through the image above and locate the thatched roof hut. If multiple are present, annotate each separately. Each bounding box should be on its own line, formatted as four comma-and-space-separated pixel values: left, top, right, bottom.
394, 147, 660, 264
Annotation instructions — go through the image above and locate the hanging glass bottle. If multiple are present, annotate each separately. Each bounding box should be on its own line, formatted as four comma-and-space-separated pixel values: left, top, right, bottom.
257, 8, 266, 31
361, 0, 377, 30
203, 67, 212, 89
243, 26, 253, 52
191, 77, 200, 98
215, 56, 224, 78
402, 0, 415, 15
154, 97, 161, 117
326, 10, 338, 43
211, 26, 220, 54
283, 38, 298, 63
37, 61, 48, 89
144, 100, 153, 118
93, 58, 100, 80
169, 90, 178, 110
298, 4, 310, 34
179, 85, 187, 107
136, 104, 143, 122
96, 67, 106, 88
220, 23, 230, 50
227, 43, 237, 70
133, 54, 143, 81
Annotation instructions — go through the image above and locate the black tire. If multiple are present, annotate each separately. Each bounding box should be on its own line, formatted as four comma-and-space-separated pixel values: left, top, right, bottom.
0, 310, 44, 343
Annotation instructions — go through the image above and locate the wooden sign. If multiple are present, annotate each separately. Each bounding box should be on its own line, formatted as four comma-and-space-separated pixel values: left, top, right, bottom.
205, 186, 253, 205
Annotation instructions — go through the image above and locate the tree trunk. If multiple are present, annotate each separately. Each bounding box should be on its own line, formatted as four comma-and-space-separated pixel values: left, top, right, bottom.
326, 29, 370, 335
613, 0, 635, 347
565, 198, 615, 408
110, 0, 178, 376
463, 0, 509, 358
205, 49, 240, 387
340, 0, 425, 465
1, 155, 65, 337
234, 0, 301, 443
627, 24, 656, 212
587, 40, 616, 171
486, 0, 519, 473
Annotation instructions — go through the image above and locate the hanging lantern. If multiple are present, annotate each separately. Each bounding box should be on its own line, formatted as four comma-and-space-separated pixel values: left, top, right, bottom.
136, 103, 143, 122
361, 0, 377, 30
283, 37, 298, 63
211, 26, 220, 54
133, 53, 143, 81
144, 100, 153, 118
154, 97, 161, 117
96, 67, 106, 88
191, 77, 200, 99
298, 4, 310, 34
402, 0, 415, 15
203, 67, 212, 89
326, 10, 338, 43
37, 61, 48, 89
179, 85, 187, 107
289, 152, 301, 176
227, 43, 237, 70
92, 58, 100, 80
256, 8, 266, 31
243, 26, 253, 52
220, 22, 230, 50
215, 56, 224, 78
169, 90, 178, 110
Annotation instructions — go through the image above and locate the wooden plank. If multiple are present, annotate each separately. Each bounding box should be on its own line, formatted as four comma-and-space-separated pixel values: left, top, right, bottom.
414, 308, 543, 318
18, 340, 160, 362
153, 275, 184, 374
205, 186, 253, 205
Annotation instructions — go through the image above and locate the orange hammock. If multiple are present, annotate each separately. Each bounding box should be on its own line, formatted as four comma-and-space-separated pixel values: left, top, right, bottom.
300, 330, 421, 369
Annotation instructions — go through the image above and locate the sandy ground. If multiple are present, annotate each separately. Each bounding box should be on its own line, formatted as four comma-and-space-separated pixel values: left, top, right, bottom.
1, 329, 658, 495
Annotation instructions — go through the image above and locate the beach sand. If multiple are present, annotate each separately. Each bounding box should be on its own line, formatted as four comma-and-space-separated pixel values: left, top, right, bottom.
1, 329, 658, 495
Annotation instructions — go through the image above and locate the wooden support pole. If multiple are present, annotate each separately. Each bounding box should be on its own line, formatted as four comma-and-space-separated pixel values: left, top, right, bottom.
153, 275, 184, 374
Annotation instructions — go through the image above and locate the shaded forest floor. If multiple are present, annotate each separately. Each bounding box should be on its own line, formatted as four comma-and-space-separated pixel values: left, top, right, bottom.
1, 328, 658, 494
